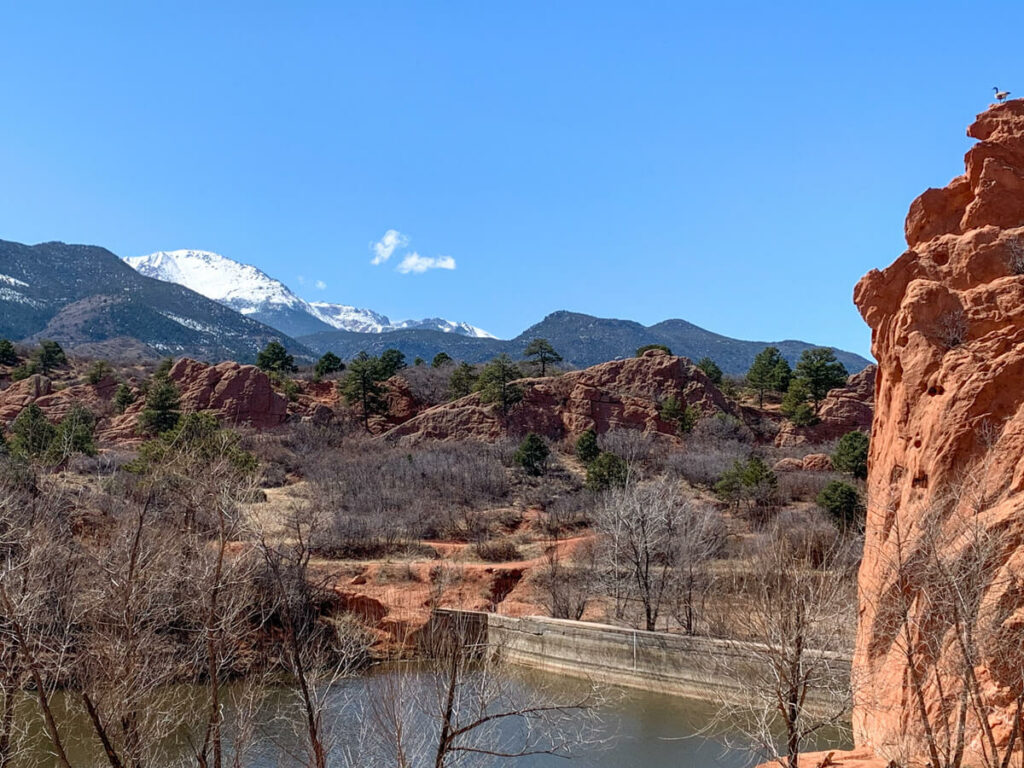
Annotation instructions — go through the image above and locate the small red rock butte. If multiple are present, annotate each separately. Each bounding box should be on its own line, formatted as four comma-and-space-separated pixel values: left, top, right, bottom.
383, 348, 734, 443
851, 99, 1024, 764
774, 365, 874, 448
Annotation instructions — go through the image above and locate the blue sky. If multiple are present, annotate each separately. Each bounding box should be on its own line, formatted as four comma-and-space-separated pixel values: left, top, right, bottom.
0, 2, 1017, 356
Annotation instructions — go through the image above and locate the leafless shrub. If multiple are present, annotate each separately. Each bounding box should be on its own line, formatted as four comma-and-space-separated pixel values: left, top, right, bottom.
1007, 236, 1024, 275
666, 439, 749, 487
396, 365, 452, 406
777, 470, 844, 503
536, 537, 601, 620
473, 538, 523, 562
710, 528, 856, 767
937, 307, 968, 349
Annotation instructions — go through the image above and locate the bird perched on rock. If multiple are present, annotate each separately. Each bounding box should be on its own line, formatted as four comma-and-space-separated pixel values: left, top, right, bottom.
994, 86, 1011, 102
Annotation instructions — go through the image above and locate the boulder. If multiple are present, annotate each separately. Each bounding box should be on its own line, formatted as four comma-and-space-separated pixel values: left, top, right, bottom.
801, 453, 833, 472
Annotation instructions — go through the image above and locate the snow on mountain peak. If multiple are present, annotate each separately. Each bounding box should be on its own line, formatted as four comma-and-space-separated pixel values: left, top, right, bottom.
125, 250, 496, 340
125, 250, 302, 311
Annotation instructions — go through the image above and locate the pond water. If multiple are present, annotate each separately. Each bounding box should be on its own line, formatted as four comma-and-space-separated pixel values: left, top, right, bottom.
23, 666, 850, 767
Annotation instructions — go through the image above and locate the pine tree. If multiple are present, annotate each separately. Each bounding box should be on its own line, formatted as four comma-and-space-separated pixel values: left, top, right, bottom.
34, 340, 67, 374
696, 357, 723, 385
586, 451, 628, 491
138, 378, 181, 435
10, 403, 56, 458
114, 383, 136, 413
340, 352, 388, 431
575, 429, 600, 464
448, 362, 478, 400
747, 346, 789, 407
314, 351, 344, 379
475, 355, 523, 416
0, 339, 17, 366
514, 433, 550, 476
523, 338, 562, 376
431, 352, 453, 369
256, 340, 297, 374
781, 379, 817, 426
378, 348, 407, 378
832, 430, 869, 480
794, 348, 848, 412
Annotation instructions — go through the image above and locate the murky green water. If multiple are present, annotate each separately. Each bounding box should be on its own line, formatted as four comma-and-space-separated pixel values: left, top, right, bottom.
18, 667, 850, 767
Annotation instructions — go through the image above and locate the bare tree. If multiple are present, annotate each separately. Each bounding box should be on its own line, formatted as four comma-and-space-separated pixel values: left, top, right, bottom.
712, 525, 855, 768
594, 477, 691, 631
357, 616, 602, 767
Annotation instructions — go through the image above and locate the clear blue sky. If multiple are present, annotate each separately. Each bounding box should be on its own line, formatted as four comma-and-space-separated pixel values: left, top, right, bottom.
0, 1, 1017, 356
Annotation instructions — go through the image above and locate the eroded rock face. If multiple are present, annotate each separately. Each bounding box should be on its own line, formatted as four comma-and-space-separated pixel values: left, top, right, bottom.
774, 365, 875, 447
384, 351, 734, 443
853, 101, 1024, 760
168, 358, 288, 428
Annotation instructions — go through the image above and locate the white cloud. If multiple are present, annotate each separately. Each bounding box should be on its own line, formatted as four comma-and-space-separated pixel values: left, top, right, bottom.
396, 252, 456, 274
370, 229, 409, 265
315, 279, 327, 290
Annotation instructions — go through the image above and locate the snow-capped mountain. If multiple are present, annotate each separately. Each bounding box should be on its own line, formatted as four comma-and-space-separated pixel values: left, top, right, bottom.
125, 250, 495, 340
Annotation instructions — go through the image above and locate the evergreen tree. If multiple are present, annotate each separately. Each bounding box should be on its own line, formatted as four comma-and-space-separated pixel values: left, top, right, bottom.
659, 394, 700, 435
34, 340, 67, 374
747, 346, 789, 407
832, 430, 869, 480
817, 481, 864, 530
313, 351, 344, 379
448, 362, 478, 400
586, 451, 629, 491
137, 378, 181, 435
10, 403, 56, 458
575, 429, 600, 464
114, 383, 136, 414
794, 348, 848, 412
781, 379, 818, 426
523, 338, 562, 376
514, 433, 550, 476
0, 339, 17, 366
48, 404, 97, 463
413, 356, 425, 366
340, 352, 388, 431
431, 352, 453, 369
378, 348, 407, 378
696, 357, 723, 385
256, 340, 297, 374
86, 360, 113, 385
154, 357, 174, 379
475, 355, 523, 416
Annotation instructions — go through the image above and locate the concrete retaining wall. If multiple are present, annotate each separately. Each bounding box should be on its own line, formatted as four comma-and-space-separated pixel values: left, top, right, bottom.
431, 609, 851, 703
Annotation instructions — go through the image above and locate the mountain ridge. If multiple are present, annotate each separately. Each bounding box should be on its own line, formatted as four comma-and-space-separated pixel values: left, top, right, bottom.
300, 309, 872, 374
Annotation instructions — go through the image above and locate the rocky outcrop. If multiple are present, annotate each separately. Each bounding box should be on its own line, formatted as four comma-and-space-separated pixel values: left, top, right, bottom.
774, 365, 875, 447
383, 350, 734, 443
167, 358, 288, 428
774, 453, 833, 473
852, 101, 1024, 762
0, 373, 120, 425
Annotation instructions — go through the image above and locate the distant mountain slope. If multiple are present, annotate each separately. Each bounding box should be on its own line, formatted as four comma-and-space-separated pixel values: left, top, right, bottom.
0, 240, 307, 362
126, 249, 494, 339
299, 310, 872, 374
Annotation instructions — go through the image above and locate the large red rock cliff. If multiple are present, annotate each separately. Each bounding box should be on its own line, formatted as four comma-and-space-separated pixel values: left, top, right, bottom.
853, 101, 1024, 761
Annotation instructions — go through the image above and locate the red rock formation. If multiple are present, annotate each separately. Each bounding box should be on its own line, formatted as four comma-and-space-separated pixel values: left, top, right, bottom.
167, 358, 288, 428
852, 101, 1024, 762
384, 350, 734, 443
0, 374, 120, 425
774, 365, 875, 447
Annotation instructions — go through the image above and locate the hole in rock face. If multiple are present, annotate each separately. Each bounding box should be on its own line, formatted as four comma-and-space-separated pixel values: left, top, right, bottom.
914, 438, 922, 448
890, 465, 906, 484
912, 473, 929, 489
927, 384, 945, 396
